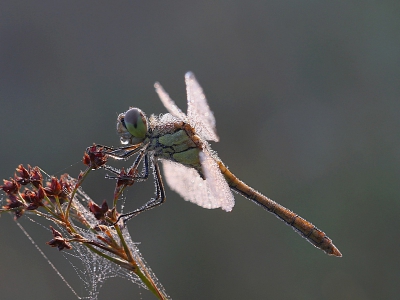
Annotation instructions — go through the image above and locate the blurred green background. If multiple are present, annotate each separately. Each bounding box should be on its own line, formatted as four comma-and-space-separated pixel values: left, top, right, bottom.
1, 1, 399, 299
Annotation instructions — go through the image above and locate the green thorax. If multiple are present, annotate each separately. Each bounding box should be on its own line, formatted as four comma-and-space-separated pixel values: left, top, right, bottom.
146, 114, 202, 169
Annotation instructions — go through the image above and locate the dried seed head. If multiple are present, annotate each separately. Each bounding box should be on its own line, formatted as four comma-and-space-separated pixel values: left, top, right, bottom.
14, 165, 43, 188
29, 166, 43, 188
44, 177, 62, 196
58, 174, 74, 201
88, 200, 109, 220
14, 164, 30, 185
116, 167, 137, 188
22, 187, 45, 210
46, 226, 72, 251
83, 144, 108, 170
2, 194, 26, 219
1, 178, 21, 194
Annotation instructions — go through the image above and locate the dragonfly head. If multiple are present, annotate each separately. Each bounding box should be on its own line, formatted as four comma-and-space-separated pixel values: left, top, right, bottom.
116, 107, 148, 145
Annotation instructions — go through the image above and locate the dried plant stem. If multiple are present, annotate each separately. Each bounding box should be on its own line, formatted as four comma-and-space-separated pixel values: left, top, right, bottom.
1, 162, 170, 299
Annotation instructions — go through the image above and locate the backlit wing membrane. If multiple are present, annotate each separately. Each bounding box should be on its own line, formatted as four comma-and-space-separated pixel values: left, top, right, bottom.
198, 151, 234, 211
185, 72, 219, 142
162, 152, 234, 211
154, 82, 186, 121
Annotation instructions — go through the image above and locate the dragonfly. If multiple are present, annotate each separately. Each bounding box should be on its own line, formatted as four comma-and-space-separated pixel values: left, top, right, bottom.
100, 72, 341, 257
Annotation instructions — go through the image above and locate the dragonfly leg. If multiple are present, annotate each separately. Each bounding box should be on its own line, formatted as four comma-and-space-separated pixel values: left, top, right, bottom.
115, 157, 166, 224
89, 144, 117, 151
107, 143, 145, 160
92, 143, 140, 152
89, 143, 146, 161
104, 149, 149, 182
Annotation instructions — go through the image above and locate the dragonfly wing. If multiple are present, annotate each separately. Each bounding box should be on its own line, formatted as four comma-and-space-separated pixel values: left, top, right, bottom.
154, 82, 187, 121
198, 151, 234, 211
162, 156, 234, 211
185, 72, 219, 142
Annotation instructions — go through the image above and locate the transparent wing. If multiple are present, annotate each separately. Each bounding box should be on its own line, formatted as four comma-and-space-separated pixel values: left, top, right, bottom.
154, 82, 187, 121
162, 153, 234, 211
185, 72, 219, 142
198, 151, 234, 211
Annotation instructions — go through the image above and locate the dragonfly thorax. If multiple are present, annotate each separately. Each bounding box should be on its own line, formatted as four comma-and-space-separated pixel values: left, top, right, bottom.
147, 114, 203, 171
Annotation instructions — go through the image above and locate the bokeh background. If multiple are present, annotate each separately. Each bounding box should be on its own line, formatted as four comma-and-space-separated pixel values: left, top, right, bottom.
1, 1, 399, 299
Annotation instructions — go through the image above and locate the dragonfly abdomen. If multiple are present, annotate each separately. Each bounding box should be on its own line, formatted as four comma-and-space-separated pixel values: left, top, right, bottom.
218, 161, 342, 257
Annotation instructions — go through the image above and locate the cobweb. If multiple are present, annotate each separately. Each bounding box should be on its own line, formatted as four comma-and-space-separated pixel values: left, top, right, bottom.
0, 176, 169, 300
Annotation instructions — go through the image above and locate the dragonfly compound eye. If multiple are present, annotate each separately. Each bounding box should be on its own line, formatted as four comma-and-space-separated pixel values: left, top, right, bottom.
123, 108, 148, 141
